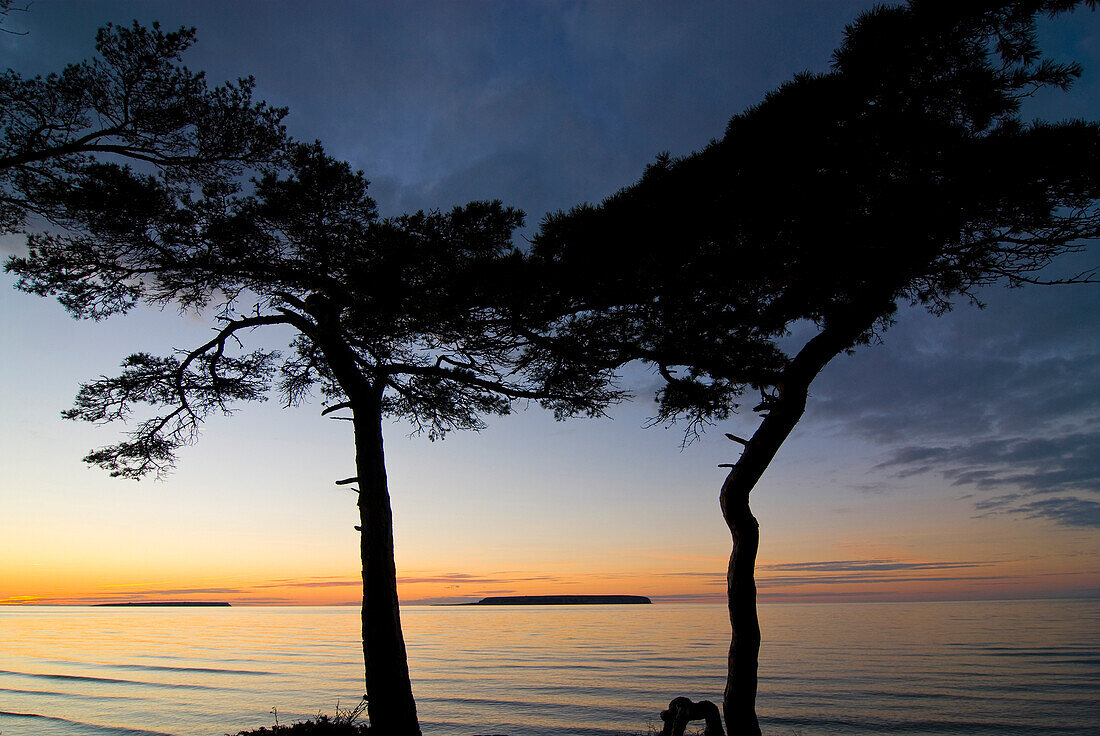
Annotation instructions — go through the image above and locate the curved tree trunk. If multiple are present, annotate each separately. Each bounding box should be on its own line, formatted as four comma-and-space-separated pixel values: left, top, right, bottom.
352, 394, 421, 736
718, 370, 821, 734
718, 304, 885, 734
721, 487, 761, 736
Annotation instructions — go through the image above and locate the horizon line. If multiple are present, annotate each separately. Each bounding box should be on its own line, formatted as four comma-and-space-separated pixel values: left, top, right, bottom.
5, 591, 1099, 607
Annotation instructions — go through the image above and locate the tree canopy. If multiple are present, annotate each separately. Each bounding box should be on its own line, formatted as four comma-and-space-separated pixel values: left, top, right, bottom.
536, 0, 1100, 436
529, 1, 1100, 733
6, 139, 620, 734
8, 142, 617, 476
1, 21, 286, 235
4, 19, 621, 735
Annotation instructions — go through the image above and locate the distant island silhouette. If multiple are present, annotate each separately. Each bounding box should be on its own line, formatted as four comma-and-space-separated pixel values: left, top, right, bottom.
463, 595, 651, 605
94, 601, 231, 607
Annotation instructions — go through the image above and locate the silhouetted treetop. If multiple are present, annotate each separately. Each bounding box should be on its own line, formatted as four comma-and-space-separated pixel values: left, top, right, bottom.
1, 21, 287, 233
8, 138, 622, 733
528, 2, 1099, 732
834, 1, 1097, 127
534, 0, 1100, 417
8, 142, 620, 478
8, 141, 622, 736
6, 20, 619, 735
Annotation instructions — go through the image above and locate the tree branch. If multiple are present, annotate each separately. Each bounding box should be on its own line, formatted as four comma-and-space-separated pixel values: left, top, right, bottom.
380, 361, 562, 401
321, 401, 352, 416
174, 313, 291, 416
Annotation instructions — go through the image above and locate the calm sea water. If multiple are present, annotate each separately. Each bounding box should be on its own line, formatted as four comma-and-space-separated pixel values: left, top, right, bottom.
1, 600, 1097, 736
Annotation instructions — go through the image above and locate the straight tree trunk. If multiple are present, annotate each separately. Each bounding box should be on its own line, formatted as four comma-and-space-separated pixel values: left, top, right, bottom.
294, 299, 424, 734
352, 393, 421, 736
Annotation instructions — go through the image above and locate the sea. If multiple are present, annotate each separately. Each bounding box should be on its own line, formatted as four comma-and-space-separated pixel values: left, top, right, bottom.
0, 600, 1097, 736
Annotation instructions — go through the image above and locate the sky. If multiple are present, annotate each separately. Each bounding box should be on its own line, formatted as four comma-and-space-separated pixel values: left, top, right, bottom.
1, 1, 1098, 606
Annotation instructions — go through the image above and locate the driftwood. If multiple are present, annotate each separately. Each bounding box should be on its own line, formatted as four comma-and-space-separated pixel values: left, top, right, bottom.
659, 697, 725, 736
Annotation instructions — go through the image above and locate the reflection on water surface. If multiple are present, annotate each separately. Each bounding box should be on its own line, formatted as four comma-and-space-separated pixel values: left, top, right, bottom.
0, 600, 1097, 735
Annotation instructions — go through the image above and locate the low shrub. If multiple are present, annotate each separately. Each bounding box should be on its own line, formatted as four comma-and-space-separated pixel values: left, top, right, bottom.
232, 701, 370, 735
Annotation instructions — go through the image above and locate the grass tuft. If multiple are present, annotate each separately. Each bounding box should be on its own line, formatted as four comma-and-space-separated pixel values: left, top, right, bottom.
231, 700, 371, 735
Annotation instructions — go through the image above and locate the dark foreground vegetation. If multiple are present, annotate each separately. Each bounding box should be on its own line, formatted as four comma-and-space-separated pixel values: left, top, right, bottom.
234, 718, 370, 736
232, 703, 371, 736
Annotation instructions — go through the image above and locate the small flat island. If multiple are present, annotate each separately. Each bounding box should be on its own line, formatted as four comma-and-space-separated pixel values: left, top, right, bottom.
465, 595, 651, 606
94, 601, 231, 607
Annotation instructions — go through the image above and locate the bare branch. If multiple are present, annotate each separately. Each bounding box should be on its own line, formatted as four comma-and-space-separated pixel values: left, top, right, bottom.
321, 401, 353, 416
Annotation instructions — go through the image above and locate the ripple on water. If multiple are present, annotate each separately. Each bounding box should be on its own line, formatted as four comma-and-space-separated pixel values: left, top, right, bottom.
0, 601, 1096, 736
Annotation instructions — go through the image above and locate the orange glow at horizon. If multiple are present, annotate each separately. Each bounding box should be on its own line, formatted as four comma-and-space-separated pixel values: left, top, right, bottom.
5, 551, 1098, 606
4, 461, 1097, 607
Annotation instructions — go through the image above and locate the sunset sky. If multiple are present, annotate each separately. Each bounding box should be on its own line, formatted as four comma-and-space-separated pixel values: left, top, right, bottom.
2, 1, 1098, 606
